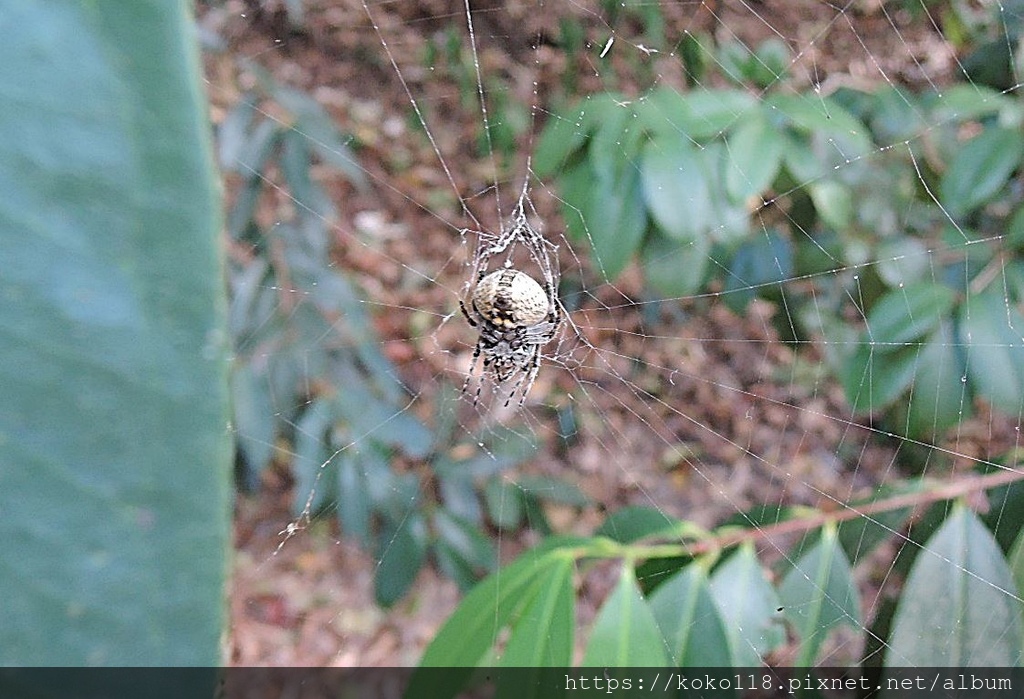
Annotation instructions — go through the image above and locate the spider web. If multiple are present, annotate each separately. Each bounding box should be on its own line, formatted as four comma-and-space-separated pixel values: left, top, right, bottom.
203, 0, 1024, 667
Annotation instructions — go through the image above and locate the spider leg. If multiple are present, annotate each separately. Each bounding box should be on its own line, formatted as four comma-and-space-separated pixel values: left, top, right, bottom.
462, 341, 484, 405
459, 298, 477, 327
520, 348, 544, 407
503, 346, 542, 408
475, 354, 494, 406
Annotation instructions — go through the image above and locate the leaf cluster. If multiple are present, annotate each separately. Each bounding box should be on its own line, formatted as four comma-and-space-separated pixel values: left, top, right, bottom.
219, 69, 585, 605
535, 55, 1024, 440
416, 494, 1024, 682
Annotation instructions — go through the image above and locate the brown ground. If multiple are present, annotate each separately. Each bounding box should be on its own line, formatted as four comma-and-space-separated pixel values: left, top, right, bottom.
201, 0, 1008, 666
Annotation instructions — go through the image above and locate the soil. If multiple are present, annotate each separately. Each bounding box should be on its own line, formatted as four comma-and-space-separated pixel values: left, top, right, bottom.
199, 0, 1011, 667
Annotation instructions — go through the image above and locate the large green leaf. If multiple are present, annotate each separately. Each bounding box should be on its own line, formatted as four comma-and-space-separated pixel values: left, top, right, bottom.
640, 136, 712, 242
841, 344, 919, 413
885, 505, 1022, 667
649, 564, 732, 666
493, 559, 574, 699
641, 232, 711, 298
0, 1, 231, 664
596, 505, 684, 543
904, 322, 971, 440
778, 526, 861, 666
583, 563, 669, 666
498, 557, 575, 668
960, 286, 1024, 416
808, 180, 854, 231
708, 545, 785, 665
723, 114, 785, 202
765, 93, 872, 159
940, 127, 1024, 217
866, 283, 957, 351
575, 165, 647, 282
416, 547, 569, 666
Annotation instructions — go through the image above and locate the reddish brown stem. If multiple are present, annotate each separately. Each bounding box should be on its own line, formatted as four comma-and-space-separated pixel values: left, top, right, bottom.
683, 468, 1024, 556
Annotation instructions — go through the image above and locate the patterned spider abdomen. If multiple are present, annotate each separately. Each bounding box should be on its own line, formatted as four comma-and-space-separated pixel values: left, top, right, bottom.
472, 269, 549, 328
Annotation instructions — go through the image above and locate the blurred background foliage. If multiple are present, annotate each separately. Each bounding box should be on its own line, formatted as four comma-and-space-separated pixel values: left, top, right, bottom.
212, 0, 1024, 660
216, 51, 586, 606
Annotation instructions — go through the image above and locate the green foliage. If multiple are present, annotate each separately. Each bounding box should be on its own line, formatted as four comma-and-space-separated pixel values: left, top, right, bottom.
414, 494, 1024, 681
886, 504, 1022, 666
534, 50, 1024, 439
0, 1, 230, 664
779, 526, 862, 667
220, 68, 584, 605
421, 26, 529, 162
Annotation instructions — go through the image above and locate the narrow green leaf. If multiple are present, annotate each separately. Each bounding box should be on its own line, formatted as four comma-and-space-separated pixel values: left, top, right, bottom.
374, 511, 428, 607
279, 129, 315, 209
434, 510, 496, 574
723, 230, 793, 311
384, 411, 434, 460
869, 85, 926, 142
337, 457, 371, 545
434, 540, 480, 592
0, 1, 231, 665
499, 557, 575, 667
439, 472, 483, 524
885, 505, 1022, 666
635, 86, 691, 141
588, 100, 635, 181
679, 32, 710, 86
231, 362, 277, 484
866, 283, 957, 350
724, 115, 785, 202
272, 86, 367, 189
751, 38, 790, 88
708, 545, 785, 665
717, 39, 753, 85
778, 527, 862, 666
290, 397, 335, 516
703, 142, 753, 244
1010, 524, 1024, 660
484, 479, 524, 530
960, 286, 1024, 415
217, 98, 255, 171
649, 565, 733, 666
583, 564, 670, 667
1008, 204, 1024, 251
233, 117, 281, 177
940, 127, 1024, 217
876, 236, 930, 288
418, 549, 569, 667
1009, 528, 1024, 613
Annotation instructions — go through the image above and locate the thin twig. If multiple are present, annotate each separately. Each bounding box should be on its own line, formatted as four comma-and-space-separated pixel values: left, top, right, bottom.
684, 467, 1024, 556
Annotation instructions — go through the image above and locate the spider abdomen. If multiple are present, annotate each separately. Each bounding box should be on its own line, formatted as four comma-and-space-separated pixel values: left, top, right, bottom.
472, 269, 549, 328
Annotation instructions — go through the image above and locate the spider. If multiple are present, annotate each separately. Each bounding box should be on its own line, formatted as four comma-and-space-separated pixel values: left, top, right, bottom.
459, 201, 561, 406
